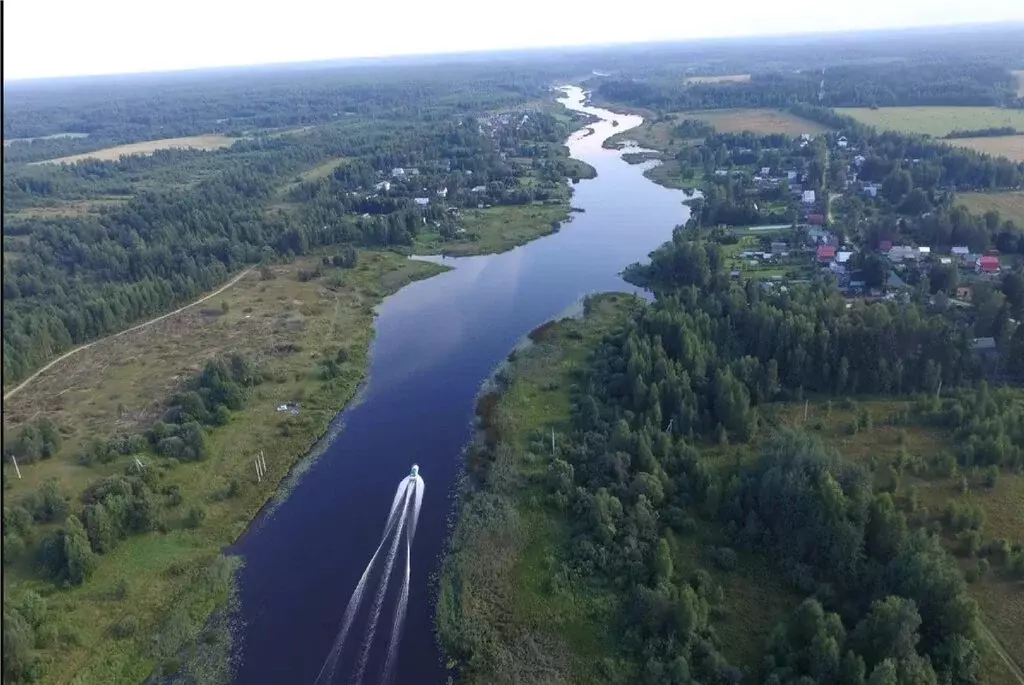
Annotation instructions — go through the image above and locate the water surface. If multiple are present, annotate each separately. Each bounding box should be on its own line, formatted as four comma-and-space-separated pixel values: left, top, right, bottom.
232, 85, 691, 684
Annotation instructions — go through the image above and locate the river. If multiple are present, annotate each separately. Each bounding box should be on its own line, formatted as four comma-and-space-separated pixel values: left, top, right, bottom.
230, 85, 691, 684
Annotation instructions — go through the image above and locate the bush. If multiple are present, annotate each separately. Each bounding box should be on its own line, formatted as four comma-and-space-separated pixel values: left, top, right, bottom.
111, 615, 140, 639
185, 506, 206, 529
23, 479, 69, 523
982, 466, 999, 489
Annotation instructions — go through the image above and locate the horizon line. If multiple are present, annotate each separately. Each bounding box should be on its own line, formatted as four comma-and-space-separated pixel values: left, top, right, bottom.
5, 19, 1022, 86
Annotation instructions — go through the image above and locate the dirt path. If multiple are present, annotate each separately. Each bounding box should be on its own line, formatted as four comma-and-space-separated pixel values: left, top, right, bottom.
980, 620, 1024, 685
3, 267, 254, 402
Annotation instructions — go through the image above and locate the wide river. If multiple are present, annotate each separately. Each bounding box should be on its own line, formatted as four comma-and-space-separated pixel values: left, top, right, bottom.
231, 86, 691, 684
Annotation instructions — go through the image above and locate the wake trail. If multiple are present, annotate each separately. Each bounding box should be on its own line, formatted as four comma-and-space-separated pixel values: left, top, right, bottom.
352, 483, 412, 685
314, 481, 411, 685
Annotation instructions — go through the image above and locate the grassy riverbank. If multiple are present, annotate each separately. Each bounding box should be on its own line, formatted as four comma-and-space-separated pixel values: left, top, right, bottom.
437, 293, 640, 685
2, 251, 445, 683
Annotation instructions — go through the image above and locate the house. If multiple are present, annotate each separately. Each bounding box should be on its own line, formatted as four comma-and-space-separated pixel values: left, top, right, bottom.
938, 257, 953, 265
414, 197, 430, 206
771, 241, 788, 254
806, 213, 825, 226
436, 187, 448, 198
853, 155, 866, 166
390, 167, 406, 178
951, 246, 969, 257
802, 190, 816, 205
837, 136, 849, 149
760, 167, 771, 176
887, 246, 917, 263
714, 169, 729, 177
407, 168, 421, 176
730, 270, 741, 279
800, 133, 812, 141
829, 261, 847, 276
863, 184, 880, 198
956, 286, 973, 301
374, 181, 391, 192
470, 185, 486, 193
807, 227, 833, 244
971, 338, 998, 358
817, 245, 837, 262
977, 255, 1001, 274
835, 251, 853, 265
918, 247, 931, 257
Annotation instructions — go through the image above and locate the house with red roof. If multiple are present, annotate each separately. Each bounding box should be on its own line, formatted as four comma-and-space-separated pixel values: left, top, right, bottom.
878, 239, 893, 253
976, 256, 1000, 274
817, 245, 837, 263
806, 214, 826, 226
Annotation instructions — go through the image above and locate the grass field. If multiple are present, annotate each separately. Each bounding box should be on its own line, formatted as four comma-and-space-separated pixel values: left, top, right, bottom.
684, 109, 828, 135
34, 135, 239, 164
836, 106, 1024, 138
957, 191, 1024, 227
684, 74, 751, 85
949, 135, 1024, 162
2, 251, 446, 683
412, 203, 571, 257
4, 197, 129, 219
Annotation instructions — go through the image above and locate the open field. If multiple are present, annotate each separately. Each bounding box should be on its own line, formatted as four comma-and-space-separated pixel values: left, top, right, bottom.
273, 157, 349, 199
4, 197, 130, 220
683, 109, 828, 135
412, 203, 570, 257
33, 135, 239, 164
684, 74, 751, 85
957, 191, 1024, 227
836, 106, 1024, 137
2, 251, 446, 683
948, 135, 1024, 162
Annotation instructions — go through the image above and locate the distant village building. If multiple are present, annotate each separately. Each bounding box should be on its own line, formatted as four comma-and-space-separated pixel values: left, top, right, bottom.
951, 246, 970, 257
414, 197, 429, 206
977, 255, 1001, 274
806, 213, 825, 226
801, 190, 816, 205
863, 184, 880, 198
817, 245, 837, 263
956, 286, 973, 301
835, 251, 853, 265
837, 136, 849, 149
436, 187, 448, 198
887, 246, 917, 263
771, 241, 788, 254
374, 181, 391, 192
391, 167, 406, 178
787, 171, 798, 181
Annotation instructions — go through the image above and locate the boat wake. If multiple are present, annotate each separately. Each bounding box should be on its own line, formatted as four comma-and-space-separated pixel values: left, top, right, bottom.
314, 467, 424, 685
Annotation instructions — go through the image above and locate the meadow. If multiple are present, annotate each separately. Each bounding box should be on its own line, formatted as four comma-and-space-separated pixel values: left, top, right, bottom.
412, 203, 571, 257
836, 106, 1024, 137
34, 134, 239, 164
683, 74, 751, 85
949, 135, 1024, 162
957, 191, 1024, 228
2, 251, 445, 683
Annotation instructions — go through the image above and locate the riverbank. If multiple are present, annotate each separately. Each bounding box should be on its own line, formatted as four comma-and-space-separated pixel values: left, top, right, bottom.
1, 251, 447, 683
437, 293, 639, 685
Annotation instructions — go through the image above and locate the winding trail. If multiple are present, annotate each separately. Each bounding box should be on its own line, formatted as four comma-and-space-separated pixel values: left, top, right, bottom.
3, 267, 254, 402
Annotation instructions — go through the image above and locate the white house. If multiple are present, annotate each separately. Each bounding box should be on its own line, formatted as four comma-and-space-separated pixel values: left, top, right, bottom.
787, 171, 798, 181
374, 181, 391, 192
414, 197, 429, 206
918, 246, 931, 257
863, 184, 880, 198
853, 155, 866, 166
714, 169, 729, 176
835, 251, 853, 264
837, 136, 849, 149
802, 190, 816, 205
436, 187, 448, 198
951, 246, 970, 256
470, 185, 486, 193
390, 167, 406, 178
760, 166, 771, 176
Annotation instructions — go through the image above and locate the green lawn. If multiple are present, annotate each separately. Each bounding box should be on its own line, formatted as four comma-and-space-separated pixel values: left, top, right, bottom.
957, 191, 1024, 228
412, 203, 570, 257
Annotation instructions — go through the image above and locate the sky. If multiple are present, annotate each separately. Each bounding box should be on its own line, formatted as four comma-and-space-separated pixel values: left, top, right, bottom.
4, 0, 1024, 81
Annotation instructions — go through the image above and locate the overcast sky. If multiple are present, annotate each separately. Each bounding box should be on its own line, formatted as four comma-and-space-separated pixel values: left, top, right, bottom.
4, 0, 1024, 81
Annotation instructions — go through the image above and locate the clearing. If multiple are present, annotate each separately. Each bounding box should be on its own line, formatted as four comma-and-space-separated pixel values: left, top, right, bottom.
1, 251, 445, 683
682, 109, 828, 135
4, 132, 90, 146
836, 107, 1024, 138
34, 135, 239, 165
4, 197, 130, 220
957, 191, 1024, 227
948, 136, 1024, 162
684, 74, 751, 85
412, 203, 571, 257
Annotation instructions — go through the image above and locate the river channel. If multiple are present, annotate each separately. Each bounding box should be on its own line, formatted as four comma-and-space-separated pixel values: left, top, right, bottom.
231, 85, 692, 684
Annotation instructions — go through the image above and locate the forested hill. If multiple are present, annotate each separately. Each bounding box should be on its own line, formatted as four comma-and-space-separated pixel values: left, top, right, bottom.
597, 61, 1021, 110
1, 69, 587, 384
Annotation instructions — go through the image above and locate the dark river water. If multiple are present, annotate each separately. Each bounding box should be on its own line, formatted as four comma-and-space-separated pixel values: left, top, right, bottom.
230, 86, 691, 685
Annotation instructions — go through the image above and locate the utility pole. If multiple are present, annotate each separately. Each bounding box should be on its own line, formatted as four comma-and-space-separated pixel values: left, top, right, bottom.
9, 455, 22, 480
551, 428, 555, 456
804, 400, 809, 423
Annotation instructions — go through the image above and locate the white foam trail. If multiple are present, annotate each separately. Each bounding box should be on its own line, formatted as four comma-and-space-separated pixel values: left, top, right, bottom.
382, 476, 422, 684
352, 483, 412, 685
314, 481, 411, 685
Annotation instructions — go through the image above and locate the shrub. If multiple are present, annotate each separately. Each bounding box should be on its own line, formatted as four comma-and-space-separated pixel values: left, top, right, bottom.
982, 466, 999, 489
111, 615, 140, 639
185, 506, 206, 529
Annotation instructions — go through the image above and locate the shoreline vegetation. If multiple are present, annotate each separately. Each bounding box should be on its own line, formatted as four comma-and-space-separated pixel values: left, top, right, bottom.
1, 84, 600, 683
